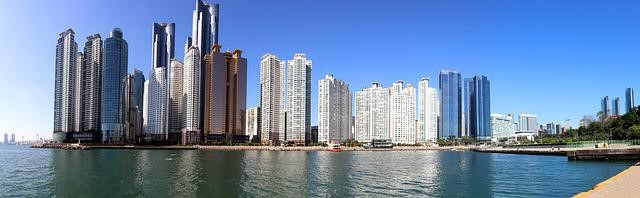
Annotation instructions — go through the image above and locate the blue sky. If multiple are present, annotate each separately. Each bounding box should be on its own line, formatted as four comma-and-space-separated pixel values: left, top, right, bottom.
2, 0, 640, 140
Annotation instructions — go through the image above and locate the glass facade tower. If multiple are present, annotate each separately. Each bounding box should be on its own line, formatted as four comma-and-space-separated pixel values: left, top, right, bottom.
101, 28, 128, 143
439, 70, 462, 139
464, 75, 491, 141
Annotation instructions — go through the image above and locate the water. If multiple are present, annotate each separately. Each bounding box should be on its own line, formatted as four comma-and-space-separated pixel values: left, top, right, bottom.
0, 145, 635, 197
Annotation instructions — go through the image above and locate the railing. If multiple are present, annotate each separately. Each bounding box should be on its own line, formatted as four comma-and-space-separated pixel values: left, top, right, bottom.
567, 140, 640, 148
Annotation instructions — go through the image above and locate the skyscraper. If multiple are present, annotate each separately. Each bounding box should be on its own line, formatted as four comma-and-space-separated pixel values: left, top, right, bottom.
355, 83, 390, 142
143, 80, 149, 136
202, 45, 247, 142
464, 75, 491, 141
168, 59, 184, 135
259, 54, 286, 145
601, 96, 610, 117
519, 114, 538, 133
439, 70, 462, 139
53, 29, 78, 142
389, 81, 416, 144
3, 133, 8, 144
102, 28, 128, 143
246, 107, 261, 142
82, 34, 103, 135
182, 46, 201, 144
318, 74, 352, 144
123, 74, 137, 143
626, 88, 634, 113
286, 53, 312, 144
612, 97, 621, 116
146, 23, 175, 142
132, 70, 145, 142
418, 77, 439, 144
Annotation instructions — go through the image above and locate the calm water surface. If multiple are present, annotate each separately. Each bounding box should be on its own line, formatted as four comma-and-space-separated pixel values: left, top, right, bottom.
0, 145, 635, 197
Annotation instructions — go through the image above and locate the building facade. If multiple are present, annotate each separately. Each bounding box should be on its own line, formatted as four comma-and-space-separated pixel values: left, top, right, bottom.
602, 96, 610, 118
182, 46, 201, 144
626, 88, 634, 113
418, 77, 439, 144
490, 113, 515, 139
612, 97, 621, 116
389, 81, 416, 144
286, 53, 312, 144
246, 107, 260, 142
101, 28, 128, 143
318, 74, 352, 144
146, 23, 175, 142
168, 59, 184, 135
439, 70, 462, 139
519, 114, 538, 133
464, 75, 491, 141
259, 54, 286, 144
82, 34, 104, 134
355, 83, 390, 142
132, 70, 145, 142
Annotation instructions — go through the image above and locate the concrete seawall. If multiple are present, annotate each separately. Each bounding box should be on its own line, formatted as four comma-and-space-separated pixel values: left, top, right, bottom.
567, 148, 640, 160
576, 162, 640, 197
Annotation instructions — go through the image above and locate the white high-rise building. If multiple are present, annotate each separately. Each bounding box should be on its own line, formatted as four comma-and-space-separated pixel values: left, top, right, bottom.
246, 107, 260, 142
143, 80, 149, 134
519, 114, 538, 133
318, 74, 352, 144
389, 81, 416, 144
183, 46, 201, 134
286, 53, 312, 144
418, 78, 439, 144
355, 83, 390, 142
168, 59, 184, 134
491, 113, 515, 139
147, 67, 167, 140
83, 34, 103, 133
259, 54, 286, 145
53, 29, 78, 142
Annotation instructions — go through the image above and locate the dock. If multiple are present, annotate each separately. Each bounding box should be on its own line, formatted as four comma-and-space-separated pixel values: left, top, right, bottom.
472, 147, 640, 160
576, 162, 640, 197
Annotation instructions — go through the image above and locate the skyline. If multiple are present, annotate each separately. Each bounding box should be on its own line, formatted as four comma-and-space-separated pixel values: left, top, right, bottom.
3, 0, 640, 139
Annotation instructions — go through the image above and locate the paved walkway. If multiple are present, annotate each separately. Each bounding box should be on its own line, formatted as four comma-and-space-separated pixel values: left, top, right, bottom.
576, 162, 640, 198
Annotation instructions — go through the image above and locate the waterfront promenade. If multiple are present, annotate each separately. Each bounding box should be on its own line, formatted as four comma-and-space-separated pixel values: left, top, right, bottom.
576, 162, 640, 198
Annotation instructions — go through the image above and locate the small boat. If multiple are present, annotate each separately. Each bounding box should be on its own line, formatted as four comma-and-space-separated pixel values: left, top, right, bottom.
328, 144, 343, 152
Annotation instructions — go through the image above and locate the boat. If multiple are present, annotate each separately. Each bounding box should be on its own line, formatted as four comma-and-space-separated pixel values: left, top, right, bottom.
328, 144, 343, 152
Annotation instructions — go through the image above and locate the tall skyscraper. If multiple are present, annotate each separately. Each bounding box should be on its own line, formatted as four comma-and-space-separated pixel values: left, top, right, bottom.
182, 46, 201, 144
491, 113, 515, 139
259, 54, 286, 145
519, 114, 538, 133
464, 75, 491, 141
168, 59, 184, 134
626, 88, 635, 113
132, 70, 145, 142
318, 74, 352, 144
53, 29, 78, 142
3, 133, 8, 144
355, 83, 390, 142
143, 80, 150, 136
146, 23, 175, 142
246, 107, 261, 142
123, 74, 137, 143
101, 28, 128, 143
418, 77, 439, 144
612, 97, 621, 116
286, 53, 312, 144
389, 81, 416, 144
82, 34, 103, 134
439, 70, 462, 139
601, 96, 610, 117
202, 45, 247, 142
74, 52, 84, 133
191, 0, 219, 136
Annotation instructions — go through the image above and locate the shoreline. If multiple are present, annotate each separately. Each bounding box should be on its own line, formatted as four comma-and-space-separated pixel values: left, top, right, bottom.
30, 143, 471, 151
576, 162, 640, 197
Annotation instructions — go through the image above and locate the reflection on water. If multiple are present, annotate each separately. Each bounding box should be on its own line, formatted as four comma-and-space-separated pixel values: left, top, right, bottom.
0, 145, 635, 197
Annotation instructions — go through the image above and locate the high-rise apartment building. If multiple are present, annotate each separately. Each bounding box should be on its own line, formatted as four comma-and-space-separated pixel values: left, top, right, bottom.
82, 34, 103, 134
417, 77, 439, 144
439, 70, 462, 139
168, 59, 184, 134
286, 53, 312, 144
182, 46, 201, 144
143, 80, 149, 135
612, 97, 621, 116
389, 81, 416, 144
146, 23, 175, 142
355, 83, 390, 142
132, 70, 145, 142
491, 113, 515, 139
259, 54, 286, 145
519, 114, 538, 133
318, 74, 352, 144
53, 29, 78, 142
101, 28, 128, 143
464, 75, 491, 141
626, 88, 635, 113
246, 107, 260, 142
202, 45, 247, 142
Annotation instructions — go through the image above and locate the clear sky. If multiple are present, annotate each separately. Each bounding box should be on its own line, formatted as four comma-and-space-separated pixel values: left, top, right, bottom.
1, 0, 640, 140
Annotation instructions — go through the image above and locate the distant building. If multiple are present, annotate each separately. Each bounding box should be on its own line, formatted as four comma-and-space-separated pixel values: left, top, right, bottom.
519, 114, 538, 133
580, 115, 595, 127
612, 97, 621, 116
545, 123, 556, 135
318, 74, 352, 144
355, 82, 390, 142
3, 133, 8, 144
310, 126, 318, 144
464, 75, 491, 141
389, 81, 416, 144
556, 124, 562, 135
245, 107, 260, 142
626, 88, 635, 113
601, 96, 610, 117
10, 134, 15, 144
417, 77, 439, 144
439, 70, 463, 139
490, 114, 515, 139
